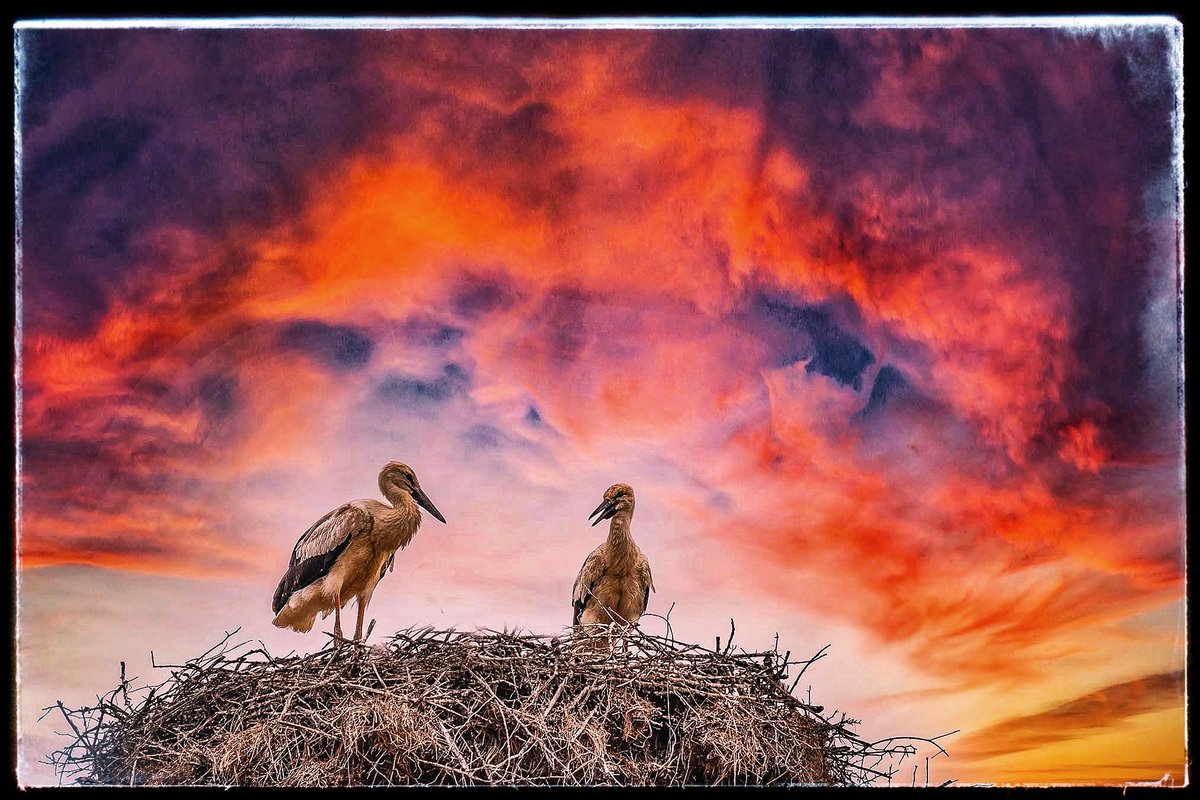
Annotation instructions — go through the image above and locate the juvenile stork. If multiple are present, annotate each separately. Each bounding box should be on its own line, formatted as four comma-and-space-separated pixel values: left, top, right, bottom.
271, 461, 446, 640
572, 483, 655, 638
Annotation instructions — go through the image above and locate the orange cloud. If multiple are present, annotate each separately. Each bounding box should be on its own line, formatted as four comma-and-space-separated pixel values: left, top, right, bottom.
1059, 419, 1109, 473
954, 671, 1185, 760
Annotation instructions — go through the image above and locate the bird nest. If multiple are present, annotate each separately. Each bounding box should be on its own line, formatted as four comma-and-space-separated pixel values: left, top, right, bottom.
43, 619, 947, 786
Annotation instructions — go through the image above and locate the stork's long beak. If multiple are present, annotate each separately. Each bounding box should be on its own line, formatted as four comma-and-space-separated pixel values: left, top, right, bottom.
412, 487, 447, 524
589, 497, 617, 527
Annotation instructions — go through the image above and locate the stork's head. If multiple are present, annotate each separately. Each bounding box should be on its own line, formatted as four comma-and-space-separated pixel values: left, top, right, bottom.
379, 462, 447, 523
589, 483, 635, 526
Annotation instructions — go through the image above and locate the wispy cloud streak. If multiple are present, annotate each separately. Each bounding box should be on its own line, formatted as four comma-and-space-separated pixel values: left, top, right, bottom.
955, 671, 1185, 760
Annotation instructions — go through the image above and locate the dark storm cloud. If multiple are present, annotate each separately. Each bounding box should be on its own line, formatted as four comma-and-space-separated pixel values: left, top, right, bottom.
631, 25, 1178, 469
63, 535, 174, 558
375, 363, 470, 408
1010, 28, 1179, 464
476, 101, 566, 165
194, 372, 239, 422
392, 316, 465, 349
449, 272, 523, 319
462, 101, 580, 210
633, 30, 772, 110
462, 424, 505, 450
753, 294, 875, 390
737, 27, 1177, 460
526, 287, 593, 365
20, 436, 102, 481
191, 371, 243, 446
20, 326, 258, 511
22, 411, 188, 509
861, 365, 909, 417
30, 114, 153, 197
431, 326, 465, 347
17, 28, 402, 337
22, 25, 1176, 462
279, 320, 375, 371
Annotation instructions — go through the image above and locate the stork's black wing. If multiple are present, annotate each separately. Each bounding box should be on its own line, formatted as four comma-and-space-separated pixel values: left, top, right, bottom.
637, 557, 655, 616
380, 552, 396, 581
572, 545, 606, 626
272, 503, 373, 614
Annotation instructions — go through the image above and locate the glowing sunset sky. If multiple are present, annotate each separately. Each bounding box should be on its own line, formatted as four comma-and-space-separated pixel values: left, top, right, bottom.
15, 20, 1185, 786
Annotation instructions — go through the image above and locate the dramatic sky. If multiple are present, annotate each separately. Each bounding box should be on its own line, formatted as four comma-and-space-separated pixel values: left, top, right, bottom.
14, 21, 1185, 786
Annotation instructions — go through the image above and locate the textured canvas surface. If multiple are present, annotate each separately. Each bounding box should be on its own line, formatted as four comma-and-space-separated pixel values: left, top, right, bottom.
13, 18, 1186, 786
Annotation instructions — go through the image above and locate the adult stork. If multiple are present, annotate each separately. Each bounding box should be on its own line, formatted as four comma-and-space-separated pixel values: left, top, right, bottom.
271, 461, 446, 640
572, 483, 655, 638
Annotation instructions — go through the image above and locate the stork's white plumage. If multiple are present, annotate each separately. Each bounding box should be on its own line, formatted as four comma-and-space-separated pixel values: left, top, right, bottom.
271, 462, 446, 640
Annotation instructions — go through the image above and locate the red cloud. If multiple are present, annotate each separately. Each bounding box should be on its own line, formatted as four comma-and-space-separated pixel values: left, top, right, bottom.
1059, 419, 1109, 473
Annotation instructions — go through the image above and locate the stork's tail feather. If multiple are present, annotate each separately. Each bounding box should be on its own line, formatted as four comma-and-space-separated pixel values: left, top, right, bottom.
272, 606, 317, 633
272, 578, 337, 633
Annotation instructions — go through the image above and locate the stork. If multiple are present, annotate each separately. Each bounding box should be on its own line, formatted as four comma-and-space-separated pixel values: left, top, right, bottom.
572, 483, 655, 640
271, 461, 446, 641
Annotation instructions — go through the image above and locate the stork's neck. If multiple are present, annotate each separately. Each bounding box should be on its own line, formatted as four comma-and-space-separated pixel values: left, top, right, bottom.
381, 485, 408, 509
378, 489, 422, 546
604, 510, 637, 575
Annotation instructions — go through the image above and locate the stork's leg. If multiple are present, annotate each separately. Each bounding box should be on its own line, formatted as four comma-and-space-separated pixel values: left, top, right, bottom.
333, 588, 344, 639
354, 595, 368, 641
